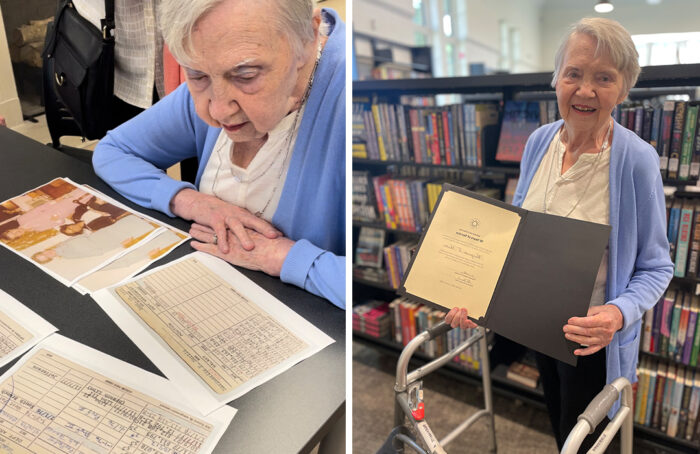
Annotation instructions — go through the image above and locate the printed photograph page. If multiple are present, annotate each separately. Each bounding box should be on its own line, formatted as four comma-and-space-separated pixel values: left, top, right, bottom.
92, 252, 334, 414
0, 178, 164, 287
0, 289, 56, 368
403, 189, 521, 319
0, 334, 235, 453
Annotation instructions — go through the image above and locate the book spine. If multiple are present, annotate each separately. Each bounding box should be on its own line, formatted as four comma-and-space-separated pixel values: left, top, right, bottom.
650, 106, 662, 153
685, 371, 700, 440
682, 303, 698, 364
669, 296, 683, 358
676, 296, 691, 362
409, 109, 422, 163
668, 101, 687, 180
667, 366, 685, 437
652, 363, 667, 429
442, 110, 452, 166
659, 101, 676, 177
669, 199, 683, 262
661, 364, 677, 432
642, 308, 654, 352
660, 291, 676, 357
690, 311, 700, 367
675, 203, 694, 277
645, 366, 658, 426
371, 104, 388, 161
679, 104, 698, 180
692, 104, 700, 179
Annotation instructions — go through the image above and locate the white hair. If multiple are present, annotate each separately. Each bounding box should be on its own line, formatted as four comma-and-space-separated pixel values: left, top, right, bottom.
551, 17, 640, 94
159, 0, 323, 68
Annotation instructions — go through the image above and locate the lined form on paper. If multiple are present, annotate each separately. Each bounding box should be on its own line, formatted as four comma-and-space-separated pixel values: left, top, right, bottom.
0, 290, 56, 369
92, 251, 334, 414
0, 335, 235, 453
114, 257, 307, 394
0, 310, 32, 357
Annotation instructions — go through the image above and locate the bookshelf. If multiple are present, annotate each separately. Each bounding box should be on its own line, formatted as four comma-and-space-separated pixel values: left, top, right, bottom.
353, 63, 700, 454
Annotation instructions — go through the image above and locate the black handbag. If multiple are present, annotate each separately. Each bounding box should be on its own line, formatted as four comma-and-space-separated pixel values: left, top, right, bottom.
42, 0, 115, 140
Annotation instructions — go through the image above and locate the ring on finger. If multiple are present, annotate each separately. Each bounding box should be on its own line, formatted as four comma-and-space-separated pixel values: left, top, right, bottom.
212, 233, 218, 245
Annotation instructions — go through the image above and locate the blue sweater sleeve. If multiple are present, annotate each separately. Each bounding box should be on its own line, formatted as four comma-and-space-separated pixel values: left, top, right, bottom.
608, 170, 673, 331
92, 83, 202, 216
280, 239, 345, 309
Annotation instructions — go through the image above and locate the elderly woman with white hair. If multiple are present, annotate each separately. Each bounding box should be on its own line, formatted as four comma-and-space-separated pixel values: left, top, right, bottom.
93, 0, 345, 308
446, 17, 672, 450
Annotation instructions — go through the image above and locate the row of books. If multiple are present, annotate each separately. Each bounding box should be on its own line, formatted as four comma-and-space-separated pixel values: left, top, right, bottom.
354, 297, 483, 373
352, 300, 392, 339
383, 239, 419, 289
633, 356, 700, 441
641, 286, 700, 366
356, 172, 502, 232
667, 198, 700, 279
614, 100, 700, 181
352, 100, 500, 167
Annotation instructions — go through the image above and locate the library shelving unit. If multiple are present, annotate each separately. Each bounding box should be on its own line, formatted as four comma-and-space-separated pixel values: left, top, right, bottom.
352, 63, 700, 454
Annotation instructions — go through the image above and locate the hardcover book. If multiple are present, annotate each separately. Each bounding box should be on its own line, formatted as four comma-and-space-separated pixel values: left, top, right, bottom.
495, 101, 540, 163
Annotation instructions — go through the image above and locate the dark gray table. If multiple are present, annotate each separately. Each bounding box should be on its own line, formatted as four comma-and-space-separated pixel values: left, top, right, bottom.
0, 127, 346, 453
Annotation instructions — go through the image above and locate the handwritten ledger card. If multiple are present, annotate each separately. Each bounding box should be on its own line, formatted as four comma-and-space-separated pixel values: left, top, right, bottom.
0, 335, 235, 453
0, 290, 56, 369
92, 252, 334, 414
0, 178, 188, 292
400, 184, 611, 365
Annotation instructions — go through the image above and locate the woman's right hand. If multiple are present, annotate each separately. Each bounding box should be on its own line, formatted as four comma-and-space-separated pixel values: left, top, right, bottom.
170, 188, 281, 253
444, 307, 478, 330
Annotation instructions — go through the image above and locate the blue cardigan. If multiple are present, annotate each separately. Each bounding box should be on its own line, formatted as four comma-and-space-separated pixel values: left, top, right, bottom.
93, 9, 346, 308
513, 119, 673, 414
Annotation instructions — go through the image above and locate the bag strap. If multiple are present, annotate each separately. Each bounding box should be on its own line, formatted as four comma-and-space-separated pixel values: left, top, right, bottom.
41, 0, 71, 58
101, 0, 115, 41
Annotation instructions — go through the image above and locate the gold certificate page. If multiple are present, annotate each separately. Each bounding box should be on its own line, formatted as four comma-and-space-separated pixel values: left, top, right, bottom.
403, 190, 521, 318
0, 349, 214, 454
114, 257, 308, 395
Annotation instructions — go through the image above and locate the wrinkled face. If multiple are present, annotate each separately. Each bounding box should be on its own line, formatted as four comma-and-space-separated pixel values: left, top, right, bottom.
555, 33, 627, 136
185, 0, 309, 142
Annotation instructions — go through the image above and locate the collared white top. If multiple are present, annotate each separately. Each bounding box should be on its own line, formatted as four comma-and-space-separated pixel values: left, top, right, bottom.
521, 129, 611, 307
199, 106, 304, 222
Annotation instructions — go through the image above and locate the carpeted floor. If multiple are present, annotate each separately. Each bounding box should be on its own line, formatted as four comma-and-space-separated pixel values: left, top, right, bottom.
352, 341, 676, 454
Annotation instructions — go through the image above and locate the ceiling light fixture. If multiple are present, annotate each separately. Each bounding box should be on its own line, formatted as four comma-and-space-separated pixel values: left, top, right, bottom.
594, 0, 614, 13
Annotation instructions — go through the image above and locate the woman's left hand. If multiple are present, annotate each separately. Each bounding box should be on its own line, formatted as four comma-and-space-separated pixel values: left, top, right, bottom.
563, 304, 624, 356
189, 223, 294, 276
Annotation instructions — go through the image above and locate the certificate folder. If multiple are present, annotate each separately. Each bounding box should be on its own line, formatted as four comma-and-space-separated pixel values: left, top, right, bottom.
399, 184, 611, 366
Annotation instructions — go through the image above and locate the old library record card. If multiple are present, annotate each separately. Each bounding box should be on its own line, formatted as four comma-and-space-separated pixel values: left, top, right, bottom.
0, 335, 234, 454
93, 252, 333, 414
403, 190, 521, 319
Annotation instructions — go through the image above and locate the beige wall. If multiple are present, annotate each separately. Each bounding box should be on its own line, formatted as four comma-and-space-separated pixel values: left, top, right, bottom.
319, 0, 345, 22
0, 4, 23, 128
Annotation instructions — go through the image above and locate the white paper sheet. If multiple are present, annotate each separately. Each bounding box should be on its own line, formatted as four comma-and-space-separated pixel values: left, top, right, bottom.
0, 289, 57, 369
0, 178, 189, 293
0, 334, 235, 453
92, 251, 334, 415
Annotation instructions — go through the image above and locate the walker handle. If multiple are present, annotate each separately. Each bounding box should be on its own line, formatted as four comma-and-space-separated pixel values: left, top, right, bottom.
577, 383, 619, 433
426, 322, 452, 340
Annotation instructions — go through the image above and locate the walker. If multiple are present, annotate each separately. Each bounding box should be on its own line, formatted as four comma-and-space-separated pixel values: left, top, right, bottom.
377, 321, 497, 454
560, 377, 634, 454
375, 319, 635, 454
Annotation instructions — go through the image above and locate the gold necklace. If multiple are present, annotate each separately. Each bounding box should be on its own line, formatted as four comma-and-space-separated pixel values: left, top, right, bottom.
211, 42, 323, 218
543, 120, 612, 217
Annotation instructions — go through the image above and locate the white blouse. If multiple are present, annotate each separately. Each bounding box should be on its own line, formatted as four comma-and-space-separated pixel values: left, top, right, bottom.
199, 106, 304, 222
521, 129, 611, 307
